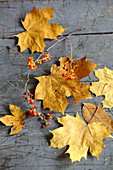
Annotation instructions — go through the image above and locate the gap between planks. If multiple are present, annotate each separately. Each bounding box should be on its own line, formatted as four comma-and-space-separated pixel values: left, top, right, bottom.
1, 31, 113, 40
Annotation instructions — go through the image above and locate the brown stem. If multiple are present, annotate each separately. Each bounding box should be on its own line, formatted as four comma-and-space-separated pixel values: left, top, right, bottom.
26, 28, 86, 91
98, 83, 107, 107
66, 37, 72, 58
36, 67, 48, 75
8, 46, 28, 62
88, 83, 107, 124
46, 28, 86, 52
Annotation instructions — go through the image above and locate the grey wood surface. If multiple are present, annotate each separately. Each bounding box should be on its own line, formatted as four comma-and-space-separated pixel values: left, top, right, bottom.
0, 0, 113, 169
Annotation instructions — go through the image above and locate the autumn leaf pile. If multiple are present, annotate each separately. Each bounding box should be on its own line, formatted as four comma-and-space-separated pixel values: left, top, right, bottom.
1, 7, 113, 163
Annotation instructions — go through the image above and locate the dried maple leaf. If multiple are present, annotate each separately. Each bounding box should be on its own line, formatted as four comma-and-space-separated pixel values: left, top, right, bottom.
90, 66, 113, 108
35, 61, 91, 114
16, 7, 66, 53
0, 104, 25, 135
49, 113, 112, 162
82, 103, 113, 133
59, 55, 99, 80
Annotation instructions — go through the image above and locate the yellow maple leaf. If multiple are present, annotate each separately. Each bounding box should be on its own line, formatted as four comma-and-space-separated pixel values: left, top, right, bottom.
16, 7, 66, 53
59, 55, 99, 80
90, 66, 113, 108
82, 103, 113, 133
49, 113, 112, 162
35, 59, 91, 113
0, 104, 25, 135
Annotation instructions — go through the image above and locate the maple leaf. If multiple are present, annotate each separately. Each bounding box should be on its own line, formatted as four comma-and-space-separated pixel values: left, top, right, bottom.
90, 66, 113, 108
35, 61, 91, 114
82, 103, 113, 133
0, 104, 25, 135
59, 55, 99, 80
16, 7, 66, 53
49, 113, 112, 162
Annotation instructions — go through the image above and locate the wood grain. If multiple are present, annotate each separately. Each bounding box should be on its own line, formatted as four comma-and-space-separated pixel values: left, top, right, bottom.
0, 0, 113, 169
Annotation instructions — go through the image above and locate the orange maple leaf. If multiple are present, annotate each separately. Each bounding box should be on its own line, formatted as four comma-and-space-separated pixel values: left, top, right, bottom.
34, 56, 97, 113
0, 104, 25, 135
16, 7, 66, 53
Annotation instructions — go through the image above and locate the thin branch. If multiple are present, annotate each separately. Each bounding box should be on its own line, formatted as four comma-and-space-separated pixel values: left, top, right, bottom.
46, 28, 86, 52
26, 28, 86, 91
8, 46, 28, 62
35, 28, 86, 63
66, 37, 72, 58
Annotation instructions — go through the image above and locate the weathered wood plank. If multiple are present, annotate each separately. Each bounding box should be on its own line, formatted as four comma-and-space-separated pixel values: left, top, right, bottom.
0, 0, 113, 169
1, 0, 113, 37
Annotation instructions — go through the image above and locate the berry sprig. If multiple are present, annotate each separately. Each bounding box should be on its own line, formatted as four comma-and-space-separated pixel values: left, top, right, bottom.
62, 57, 78, 80
38, 113, 53, 128
22, 90, 37, 116
28, 57, 37, 70
22, 90, 52, 128
37, 54, 52, 64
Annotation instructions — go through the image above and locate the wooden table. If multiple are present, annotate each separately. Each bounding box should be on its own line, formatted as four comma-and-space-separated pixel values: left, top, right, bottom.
0, 0, 113, 169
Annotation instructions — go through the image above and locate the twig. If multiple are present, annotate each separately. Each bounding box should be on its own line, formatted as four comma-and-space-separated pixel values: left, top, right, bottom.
8, 46, 28, 62
26, 28, 86, 91
35, 28, 86, 63
46, 28, 86, 52
66, 37, 72, 58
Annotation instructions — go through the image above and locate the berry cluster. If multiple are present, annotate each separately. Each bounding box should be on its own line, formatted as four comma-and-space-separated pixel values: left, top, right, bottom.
41, 113, 53, 128
22, 90, 52, 128
62, 58, 78, 80
28, 57, 37, 70
23, 90, 37, 115
37, 54, 52, 64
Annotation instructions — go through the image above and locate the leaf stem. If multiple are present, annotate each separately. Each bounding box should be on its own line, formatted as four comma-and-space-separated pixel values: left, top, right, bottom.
88, 83, 107, 124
